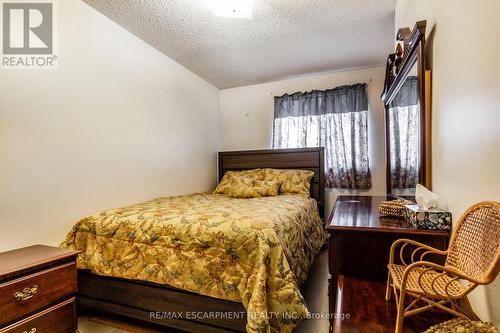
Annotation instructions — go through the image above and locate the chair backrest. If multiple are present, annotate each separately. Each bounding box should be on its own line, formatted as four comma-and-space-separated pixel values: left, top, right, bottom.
445, 201, 500, 284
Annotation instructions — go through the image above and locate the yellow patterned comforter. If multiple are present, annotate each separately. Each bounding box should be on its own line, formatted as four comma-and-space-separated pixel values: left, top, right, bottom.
61, 193, 325, 333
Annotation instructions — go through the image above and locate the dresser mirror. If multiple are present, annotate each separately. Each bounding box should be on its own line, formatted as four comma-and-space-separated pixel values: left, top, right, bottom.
381, 20, 431, 196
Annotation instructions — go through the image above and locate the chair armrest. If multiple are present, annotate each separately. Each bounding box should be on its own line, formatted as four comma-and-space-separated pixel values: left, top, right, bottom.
400, 261, 477, 297
388, 239, 448, 266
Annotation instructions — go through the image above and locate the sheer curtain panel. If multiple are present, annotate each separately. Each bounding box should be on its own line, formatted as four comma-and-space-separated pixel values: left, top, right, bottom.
273, 84, 371, 189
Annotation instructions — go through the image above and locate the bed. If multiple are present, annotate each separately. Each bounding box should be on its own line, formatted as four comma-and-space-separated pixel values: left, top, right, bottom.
63, 148, 325, 333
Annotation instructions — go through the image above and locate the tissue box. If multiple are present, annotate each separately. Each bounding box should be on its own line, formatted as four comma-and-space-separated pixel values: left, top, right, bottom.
404, 205, 452, 230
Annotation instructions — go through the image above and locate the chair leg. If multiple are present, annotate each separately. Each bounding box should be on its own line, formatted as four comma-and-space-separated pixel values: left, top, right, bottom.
386, 271, 392, 301
395, 289, 406, 333
454, 297, 480, 320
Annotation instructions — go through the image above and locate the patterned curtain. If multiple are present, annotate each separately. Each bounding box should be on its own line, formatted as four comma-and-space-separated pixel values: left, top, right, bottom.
389, 76, 419, 188
273, 84, 371, 189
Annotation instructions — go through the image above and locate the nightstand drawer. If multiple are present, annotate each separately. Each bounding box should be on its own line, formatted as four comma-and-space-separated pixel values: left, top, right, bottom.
0, 298, 76, 333
0, 262, 77, 325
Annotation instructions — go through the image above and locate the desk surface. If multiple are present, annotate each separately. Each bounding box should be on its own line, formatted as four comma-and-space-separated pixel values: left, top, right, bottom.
325, 196, 449, 236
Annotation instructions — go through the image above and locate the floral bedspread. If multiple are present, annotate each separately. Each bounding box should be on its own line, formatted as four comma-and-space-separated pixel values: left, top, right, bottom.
61, 193, 325, 333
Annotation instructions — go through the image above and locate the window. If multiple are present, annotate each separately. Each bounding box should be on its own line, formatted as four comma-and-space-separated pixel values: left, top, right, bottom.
388, 76, 420, 189
273, 84, 371, 189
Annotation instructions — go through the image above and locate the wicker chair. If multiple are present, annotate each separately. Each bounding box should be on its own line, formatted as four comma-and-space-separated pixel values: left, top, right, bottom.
385, 201, 500, 333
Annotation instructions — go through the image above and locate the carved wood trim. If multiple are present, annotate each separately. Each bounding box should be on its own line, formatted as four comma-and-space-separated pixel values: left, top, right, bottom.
381, 20, 426, 104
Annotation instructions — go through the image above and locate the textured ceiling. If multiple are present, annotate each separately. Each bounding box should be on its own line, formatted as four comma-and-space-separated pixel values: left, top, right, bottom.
84, 0, 396, 88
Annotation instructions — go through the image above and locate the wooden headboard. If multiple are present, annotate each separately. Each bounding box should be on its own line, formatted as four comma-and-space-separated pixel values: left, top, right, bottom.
218, 148, 325, 217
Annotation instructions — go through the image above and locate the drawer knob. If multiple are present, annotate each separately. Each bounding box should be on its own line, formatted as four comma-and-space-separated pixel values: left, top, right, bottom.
13, 285, 38, 302
23, 329, 36, 333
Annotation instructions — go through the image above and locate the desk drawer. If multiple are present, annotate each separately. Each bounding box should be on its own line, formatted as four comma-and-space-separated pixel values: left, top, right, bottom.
0, 262, 77, 325
0, 298, 76, 333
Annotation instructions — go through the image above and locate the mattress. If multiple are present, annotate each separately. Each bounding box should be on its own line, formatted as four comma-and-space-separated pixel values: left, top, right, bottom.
61, 192, 325, 333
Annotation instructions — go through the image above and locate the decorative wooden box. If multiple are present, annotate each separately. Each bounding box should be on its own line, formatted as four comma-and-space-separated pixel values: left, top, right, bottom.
404, 205, 452, 230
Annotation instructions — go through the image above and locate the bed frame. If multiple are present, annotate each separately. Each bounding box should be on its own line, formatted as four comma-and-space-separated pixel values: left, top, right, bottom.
78, 147, 325, 333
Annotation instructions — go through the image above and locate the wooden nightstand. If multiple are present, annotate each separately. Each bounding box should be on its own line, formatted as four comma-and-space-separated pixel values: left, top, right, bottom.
0, 245, 80, 333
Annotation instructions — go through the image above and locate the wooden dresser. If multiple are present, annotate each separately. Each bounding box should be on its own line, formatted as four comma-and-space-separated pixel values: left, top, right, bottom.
0, 245, 80, 333
325, 196, 450, 316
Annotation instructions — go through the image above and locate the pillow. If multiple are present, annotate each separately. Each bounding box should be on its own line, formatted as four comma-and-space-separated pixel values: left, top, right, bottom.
263, 168, 314, 197
254, 180, 281, 197
226, 180, 282, 199
214, 169, 264, 195
229, 168, 265, 180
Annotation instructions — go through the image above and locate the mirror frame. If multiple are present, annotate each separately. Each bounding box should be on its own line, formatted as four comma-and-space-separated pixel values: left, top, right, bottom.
381, 20, 431, 195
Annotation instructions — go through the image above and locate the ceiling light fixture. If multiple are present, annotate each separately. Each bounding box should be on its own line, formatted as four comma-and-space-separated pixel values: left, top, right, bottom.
213, 0, 254, 19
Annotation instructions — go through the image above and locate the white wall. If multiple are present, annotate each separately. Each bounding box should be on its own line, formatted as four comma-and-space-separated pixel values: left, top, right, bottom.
395, 0, 500, 323
0, 0, 219, 252
219, 66, 388, 216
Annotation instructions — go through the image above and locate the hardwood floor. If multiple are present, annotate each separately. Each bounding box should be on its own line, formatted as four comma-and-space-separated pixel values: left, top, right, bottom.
78, 316, 130, 333
333, 276, 452, 333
